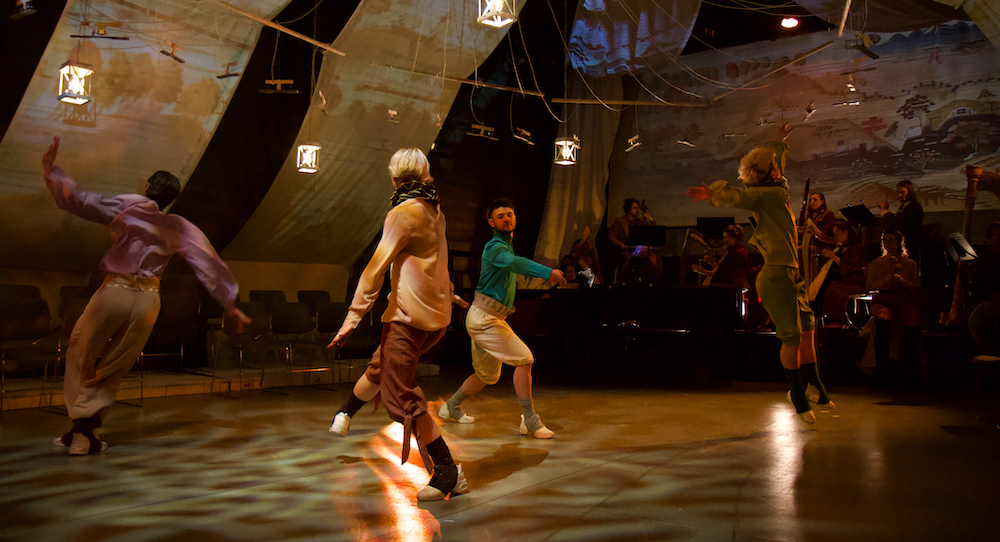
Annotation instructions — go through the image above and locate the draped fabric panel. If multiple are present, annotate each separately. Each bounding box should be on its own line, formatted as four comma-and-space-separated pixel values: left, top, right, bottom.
0, 0, 290, 271
223, 0, 522, 265
532, 74, 623, 267
797, 0, 969, 32
532, 0, 700, 266
568, 0, 701, 77
954, 0, 1000, 50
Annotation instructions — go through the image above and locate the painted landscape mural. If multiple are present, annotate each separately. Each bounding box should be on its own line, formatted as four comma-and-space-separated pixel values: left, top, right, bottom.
607, 21, 1000, 229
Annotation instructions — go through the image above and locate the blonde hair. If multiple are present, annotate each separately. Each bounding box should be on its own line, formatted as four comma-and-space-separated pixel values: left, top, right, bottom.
388, 147, 429, 182
738, 147, 781, 187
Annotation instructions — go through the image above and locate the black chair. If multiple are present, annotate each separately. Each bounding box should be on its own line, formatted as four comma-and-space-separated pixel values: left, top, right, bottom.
0, 297, 52, 415
270, 301, 329, 387
217, 301, 272, 393
249, 290, 287, 318
296, 290, 331, 320
0, 284, 42, 300
40, 296, 89, 413
317, 301, 350, 382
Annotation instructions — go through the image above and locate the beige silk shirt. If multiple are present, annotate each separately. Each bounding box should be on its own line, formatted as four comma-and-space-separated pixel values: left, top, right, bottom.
343, 198, 452, 332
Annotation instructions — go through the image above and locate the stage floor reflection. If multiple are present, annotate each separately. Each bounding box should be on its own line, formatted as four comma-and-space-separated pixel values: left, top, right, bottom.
1, 370, 997, 542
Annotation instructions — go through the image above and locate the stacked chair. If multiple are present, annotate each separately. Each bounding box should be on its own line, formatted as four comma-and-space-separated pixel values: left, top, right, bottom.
0, 285, 52, 416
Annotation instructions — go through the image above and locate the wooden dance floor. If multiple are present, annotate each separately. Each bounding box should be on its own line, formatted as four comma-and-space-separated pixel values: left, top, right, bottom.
1, 367, 997, 542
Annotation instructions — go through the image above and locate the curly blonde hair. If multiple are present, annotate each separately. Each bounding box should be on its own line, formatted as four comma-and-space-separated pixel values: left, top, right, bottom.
738, 147, 782, 187
388, 147, 430, 183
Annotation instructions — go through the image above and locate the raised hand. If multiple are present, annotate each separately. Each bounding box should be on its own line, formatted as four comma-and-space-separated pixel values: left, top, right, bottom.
42, 136, 60, 176
686, 183, 712, 202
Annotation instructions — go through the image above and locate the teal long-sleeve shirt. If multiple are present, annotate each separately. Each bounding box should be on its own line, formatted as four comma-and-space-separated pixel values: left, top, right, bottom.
476, 231, 552, 309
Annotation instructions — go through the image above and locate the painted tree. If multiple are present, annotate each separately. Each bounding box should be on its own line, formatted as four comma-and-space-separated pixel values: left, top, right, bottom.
896, 94, 936, 127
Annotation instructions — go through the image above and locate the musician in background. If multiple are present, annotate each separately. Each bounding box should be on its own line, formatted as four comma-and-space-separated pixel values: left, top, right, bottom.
608, 197, 660, 284
878, 180, 923, 261
807, 191, 836, 256
815, 220, 869, 326
968, 221, 1000, 361
866, 227, 922, 386
692, 223, 750, 288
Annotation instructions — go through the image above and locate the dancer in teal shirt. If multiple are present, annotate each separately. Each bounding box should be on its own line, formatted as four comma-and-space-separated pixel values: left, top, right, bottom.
439, 199, 567, 438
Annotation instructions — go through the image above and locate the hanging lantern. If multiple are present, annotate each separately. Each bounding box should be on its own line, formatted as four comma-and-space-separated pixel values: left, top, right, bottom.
553, 135, 580, 166
58, 61, 93, 105
297, 143, 321, 174
478, 0, 516, 28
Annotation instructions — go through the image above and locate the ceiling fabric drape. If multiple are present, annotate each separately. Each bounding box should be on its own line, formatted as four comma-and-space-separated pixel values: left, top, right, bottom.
531, 0, 700, 268
0, 0, 291, 271
795, 0, 970, 32
568, 0, 702, 77
223, 0, 522, 265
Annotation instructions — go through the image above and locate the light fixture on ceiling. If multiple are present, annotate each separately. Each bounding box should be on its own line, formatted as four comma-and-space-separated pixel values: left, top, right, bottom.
71, 21, 129, 40
802, 102, 817, 121
554, 135, 580, 166
513, 127, 534, 146
468, 124, 498, 140
296, 143, 320, 174
833, 100, 861, 107
781, 18, 798, 29
260, 79, 297, 94
10, 0, 35, 19
297, 4, 323, 175
847, 82, 857, 92
676, 137, 695, 148
159, 41, 185, 63
625, 135, 641, 153
217, 62, 241, 79
626, 107, 641, 152
478, 0, 516, 28
387, 109, 400, 123
58, 61, 93, 105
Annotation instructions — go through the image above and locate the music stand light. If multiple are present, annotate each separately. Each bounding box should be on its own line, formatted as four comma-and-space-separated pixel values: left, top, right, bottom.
944, 233, 977, 262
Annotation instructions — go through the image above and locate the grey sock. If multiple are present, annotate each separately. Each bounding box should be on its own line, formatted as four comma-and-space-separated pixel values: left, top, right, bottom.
519, 399, 543, 432
446, 389, 469, 419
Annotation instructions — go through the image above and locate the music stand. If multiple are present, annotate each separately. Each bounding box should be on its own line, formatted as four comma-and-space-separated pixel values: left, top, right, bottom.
696, 216, 736, 240
626, 225, 667, 247
944, 232, 977, 262
839, 205, 879, 228
839, 204, 880, 246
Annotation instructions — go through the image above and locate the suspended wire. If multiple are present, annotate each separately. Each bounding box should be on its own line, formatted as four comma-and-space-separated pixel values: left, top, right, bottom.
616, 1, 736, 91
591, 2, 709, 102
410, 0, 432, 79
276, 0, 327, 25
270, 29, 280, 81
540, 0, 622, 113
619, 0, 793, 94
514, 17, 563, 121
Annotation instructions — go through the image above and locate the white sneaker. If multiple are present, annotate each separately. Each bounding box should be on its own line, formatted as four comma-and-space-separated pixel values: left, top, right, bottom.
438, 402, 475, 424
68, 431, 107, 455
786, 391, 816, 424
805, 384, 836, 409
417, 464, 469, 501
519, 414, 555, 439
329, 412, 350, 436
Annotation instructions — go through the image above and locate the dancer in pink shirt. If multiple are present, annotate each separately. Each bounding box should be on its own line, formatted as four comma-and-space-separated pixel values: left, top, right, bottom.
43, 136, 250, 456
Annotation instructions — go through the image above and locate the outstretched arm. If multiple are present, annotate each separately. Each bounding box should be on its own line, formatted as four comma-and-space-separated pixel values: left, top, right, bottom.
42, 135, 127, 225
686, 183, 712, 202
